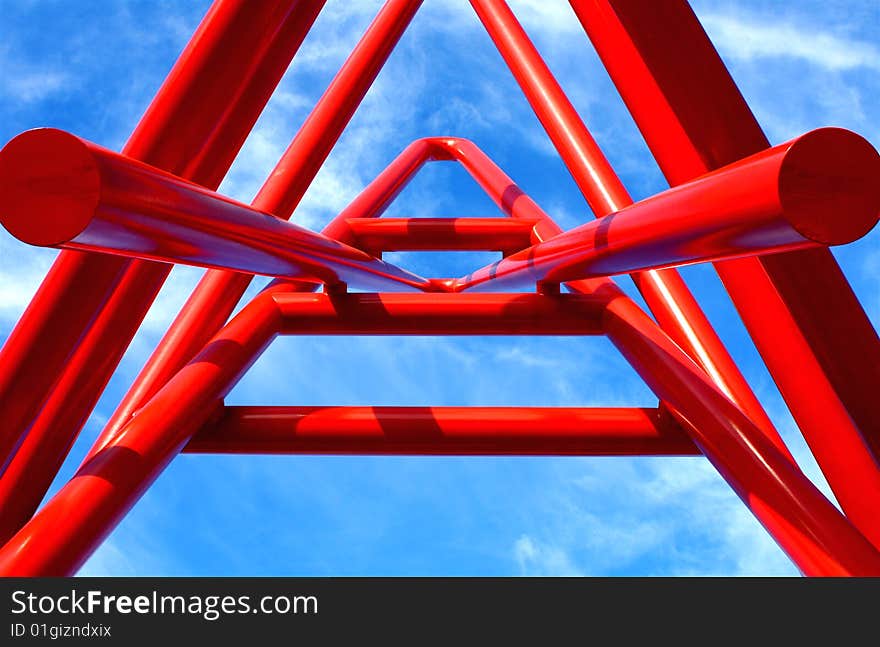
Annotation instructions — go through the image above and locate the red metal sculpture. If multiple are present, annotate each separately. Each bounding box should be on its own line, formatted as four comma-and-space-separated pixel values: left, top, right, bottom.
0, 0, 878, 576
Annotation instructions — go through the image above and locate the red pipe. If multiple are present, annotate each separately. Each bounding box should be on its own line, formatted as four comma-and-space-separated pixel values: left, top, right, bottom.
432, 141, 880, 575
467, 0, 785, 452
345, 217, 537, 254
273, 292, 606, 335
600, 287, 880, 576
0, 286, 284, 576
87, 134, 434, 466
185, 406, 699, 455
81, 132, 550, 462
3, 137, 879, 576
0, 0, 325, 538
453, 128, 879, 291
91, 0, 425, 458
0, 129, 433, 292
570, 0, 880, 550
258, 0, 426, 219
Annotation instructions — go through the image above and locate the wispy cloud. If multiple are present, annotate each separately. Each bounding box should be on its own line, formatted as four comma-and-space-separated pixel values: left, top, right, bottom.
0, 44, 72, 103
2, 69, 70, 103
701, 13, 880, 71
0, 238, 56, 324
511, 457, 797, 576
514, 535, 584, 576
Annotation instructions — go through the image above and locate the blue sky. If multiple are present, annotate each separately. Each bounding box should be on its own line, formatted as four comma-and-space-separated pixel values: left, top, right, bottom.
0, 0, 878, 576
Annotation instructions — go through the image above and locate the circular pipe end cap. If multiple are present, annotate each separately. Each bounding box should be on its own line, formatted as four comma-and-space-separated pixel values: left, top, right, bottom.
780, 127, 880, 246
0, 128, 100, 247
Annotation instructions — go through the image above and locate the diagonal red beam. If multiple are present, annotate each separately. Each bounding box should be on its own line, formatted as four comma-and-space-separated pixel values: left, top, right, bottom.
88, 0, 425, 463
0, 0, 326, 540
185, 406, 699, 455
0, 284, 285, 576
2, 139, 880, 576
0, 129, 434, 292
570, 0, 880, 550
432, 140, 880, 575
468, 0, 785, 453
453, 128, 879, 291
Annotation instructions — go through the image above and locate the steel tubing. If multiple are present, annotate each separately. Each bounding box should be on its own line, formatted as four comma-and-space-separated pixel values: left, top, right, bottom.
185, 406, 699, 455
273, 292, 606, 335
570, 0, 880, 550
442, 140, 880, 575
601, 288, 880, 576
87, 131, 435, 464
2, 138, 879, 575
468, 0, 785, 454
320, 138, 880, 573
453, 128, 880, 291
91, 0, 426, 458
345, 217, 537, 253
0, 129, 433, 292
0, 288, 284, 575
0, 0, 324, 476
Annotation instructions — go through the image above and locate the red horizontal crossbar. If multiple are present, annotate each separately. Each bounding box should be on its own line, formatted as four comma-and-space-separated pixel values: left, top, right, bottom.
273, 292, 607, 335
345, 217, 537, 254
185, 406, 699, 455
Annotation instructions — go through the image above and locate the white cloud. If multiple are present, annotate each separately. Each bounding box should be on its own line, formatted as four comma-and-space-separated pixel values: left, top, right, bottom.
0, 238, 57, 322
77, 539, 141, 577
3, 69, 70, 103
510, 457, 797, 576
700, 13, 880, 71
514, 534, 584, 576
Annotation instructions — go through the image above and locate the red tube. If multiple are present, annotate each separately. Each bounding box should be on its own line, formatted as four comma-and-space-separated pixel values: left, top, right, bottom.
185, 406, 699, 455
451, 132, 880, 574
273, 292, 605, 335
0, 261, 166, 545
257, 0, 425, 218
92, 0, 425, 458
600, 288, 880, 576
0, 0, 326, 541
2, 134, 878, 575
570, 0, 880, 550
453, 129, 879, 291
467, 0, 784, 452
0, 288, 283, 576
345, 217, 537, 254
0, 129, 433, 292
420, 141, 880, 575
0, 253, 126, 471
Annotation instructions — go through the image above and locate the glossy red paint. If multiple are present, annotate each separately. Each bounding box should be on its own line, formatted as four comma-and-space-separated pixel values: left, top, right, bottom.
571, 0, 880, 550
0, 287, 283, 576
0, 0, 879, 577
0, 0, 326, 542
185, 406, 699, 455
273, 292, 606, 335
0, 129, 432, 291
345, 217, 538, 254
453, 128, 880, 291
468, 0, 784, 453
91, 0, 424, 461
2, 135, 879, 577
